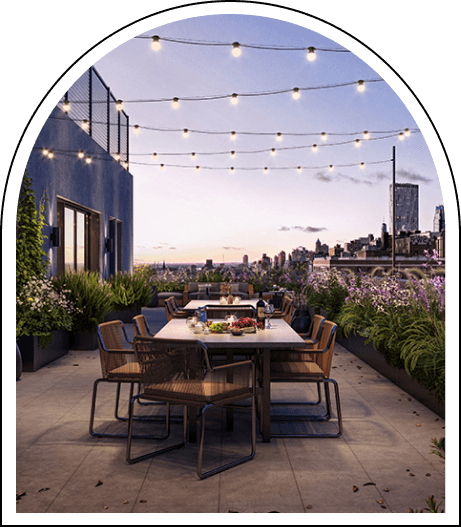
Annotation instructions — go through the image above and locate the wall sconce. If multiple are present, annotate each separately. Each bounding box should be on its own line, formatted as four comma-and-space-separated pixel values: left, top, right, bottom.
50, 227, 61, 247
105, 238, 114, 253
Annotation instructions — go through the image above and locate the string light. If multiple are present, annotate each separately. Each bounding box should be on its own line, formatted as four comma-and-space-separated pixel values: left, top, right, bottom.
115, 100, 123, 111
78, 150, 85, 159
230, 151, 236, 159
355, 139, 361, 147
63, 100, 70, 113
151, 35, 161, 51
172, 97, 179, 109
230, 167, 235, 174
307, 46, 316, 61
357, 80, 365, 92
42, 148, 49, 156
292, 87, 300, 100
297, 166, 302, 173
399, 132, 405, 140
312, 144, 318, 152
321, 132, 327, 141
329, 165, 334, 171
85, 156, 92, 164
231, 131, 237, 140
404, 128, 411, 137
81, 119, 89, 130
47, 151, 54, 159
276, 132, 282, 142
123, 162, 129, 169
195, 166, 200, 172
231, 93, 238, 105
232, 42, 241, 57
183, 128, 189, 138
264, 167, 268, 174
159, 164, 165, 170
363, 130, 369, 140
133, 125, 140, 135
152, 153, 157, 160
271, 148, 276, 156
360, 162, 365, 168
191, 152, 196, 160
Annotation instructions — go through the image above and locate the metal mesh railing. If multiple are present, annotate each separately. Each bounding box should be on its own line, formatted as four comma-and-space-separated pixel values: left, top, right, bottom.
57, 66, 129, 165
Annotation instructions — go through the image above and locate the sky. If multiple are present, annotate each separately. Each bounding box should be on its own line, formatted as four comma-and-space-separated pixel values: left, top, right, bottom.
90, 14, 444, 265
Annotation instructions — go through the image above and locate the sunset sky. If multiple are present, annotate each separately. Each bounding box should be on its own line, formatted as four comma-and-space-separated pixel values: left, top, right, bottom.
91, 14, 443, 265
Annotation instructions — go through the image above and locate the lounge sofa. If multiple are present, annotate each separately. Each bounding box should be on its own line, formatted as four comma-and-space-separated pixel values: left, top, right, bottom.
184, 282, 253, 303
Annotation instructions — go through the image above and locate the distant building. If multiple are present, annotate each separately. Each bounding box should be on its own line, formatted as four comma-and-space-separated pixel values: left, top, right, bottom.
291, 246, 309, 261
433, 205, 445, 232
260, 253, 271, 270
204, 259, 213, 270
390, 183, 419, 233
278, 250, 286, 267
242, 254, 249, 266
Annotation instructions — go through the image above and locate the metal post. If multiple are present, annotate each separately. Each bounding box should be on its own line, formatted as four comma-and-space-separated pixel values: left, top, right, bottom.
107, 86, 110, 153
88, 68, 92, 137
392, 146, 396, 272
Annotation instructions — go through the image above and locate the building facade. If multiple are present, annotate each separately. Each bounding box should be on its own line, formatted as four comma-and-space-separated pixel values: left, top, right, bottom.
24, 69, 133, 278
433, 205, 445, 233
390, 183, 419, 233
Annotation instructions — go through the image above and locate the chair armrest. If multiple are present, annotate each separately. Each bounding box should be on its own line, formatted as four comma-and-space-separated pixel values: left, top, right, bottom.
104, 348, 135, 355
210, 359, 254, 373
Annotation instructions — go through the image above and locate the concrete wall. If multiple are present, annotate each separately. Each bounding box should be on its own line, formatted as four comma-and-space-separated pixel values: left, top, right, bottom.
24, 106, 133, 278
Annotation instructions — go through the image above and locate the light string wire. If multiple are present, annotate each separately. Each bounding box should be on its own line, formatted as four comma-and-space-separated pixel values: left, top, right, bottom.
134, 35, 350, 52
49, 115, 419, 138
63, 78, 383, 104
34, 147, 392, 172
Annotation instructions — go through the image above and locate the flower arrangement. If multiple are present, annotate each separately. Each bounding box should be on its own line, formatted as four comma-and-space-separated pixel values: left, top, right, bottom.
220, 282, 232, 294
230, 317, 264, 331
16, 275, 80, 346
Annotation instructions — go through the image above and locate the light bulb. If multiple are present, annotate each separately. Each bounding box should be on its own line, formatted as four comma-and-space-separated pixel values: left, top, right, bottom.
404, 128, 411, 137
230, 151, 236, 159
357, 80, 365, 92
307, 46, 316, 61
264, 167, 268, 174
42, 148, 49, 156
151, 35, 161, 51
360, 162, 365, 169
230, 167, 235, 174
114, 152, 121, 161
276, 132, 282, 142
159, 164, 165, 171
399, 132, 405, 140
85, 156, 92, 164
123, 162, 129, 169
191, 152, 196, 160
355, 139, 361, 147
271, 148, 276, 156
172, 97, 179, 109
133, 125, 140, 135
78, 151, 84, 159
195, 166, 200, 172
47, 151, 54, 159
312, 144, 318, 152
63, 100, 70, 113
183, 128, 189, 138
152, 153, 157, 160
81, 119, 89, 130
292, 87, 300, 100
232, 42, 241, 57
231, 93, 238, 105
321, 132, 327, 141
363, 130, 369, 140
297, 166, 302, 173
115, 100, 123, 111
329, 165, 333, 171
230, 131, 237, 140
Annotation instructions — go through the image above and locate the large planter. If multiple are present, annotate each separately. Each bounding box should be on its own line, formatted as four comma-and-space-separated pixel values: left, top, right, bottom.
337, 333, 445, 419
290, 307, 314, 333
17, 330, 69, 372
16, 344, 23, 380
146, 286, 158, 307
70, 328, 99, 350
104, 303, 141, 323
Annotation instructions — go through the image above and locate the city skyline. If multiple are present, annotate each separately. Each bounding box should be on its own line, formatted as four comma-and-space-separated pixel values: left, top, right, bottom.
90, 14, 443, 264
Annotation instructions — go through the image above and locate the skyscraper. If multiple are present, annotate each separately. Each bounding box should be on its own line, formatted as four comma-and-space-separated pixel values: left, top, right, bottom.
390, 183, 419, 233
433, 205, 445, 232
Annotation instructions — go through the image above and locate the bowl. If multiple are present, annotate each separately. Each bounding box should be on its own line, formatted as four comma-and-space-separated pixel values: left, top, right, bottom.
231, 329, 244, 336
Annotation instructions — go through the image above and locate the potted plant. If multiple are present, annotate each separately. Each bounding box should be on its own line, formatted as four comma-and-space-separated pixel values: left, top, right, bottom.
105, 271, 153, 322
16, 275, 78, 370
134, 264, 159, 307
54, 270, 113, 349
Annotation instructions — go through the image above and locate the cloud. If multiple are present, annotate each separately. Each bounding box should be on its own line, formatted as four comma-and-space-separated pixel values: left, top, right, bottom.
151, 246, 163, 250
159, 242, 170, 246
397, 169, 432, 183
169, 246, 177, 250
375, 171, 389, 180
279, 225, 327, 233
223, 246, 244, 251
314, 171, 334, 182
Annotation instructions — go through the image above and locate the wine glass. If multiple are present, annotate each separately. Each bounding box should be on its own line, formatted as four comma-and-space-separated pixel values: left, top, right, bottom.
264, 304, 274, 329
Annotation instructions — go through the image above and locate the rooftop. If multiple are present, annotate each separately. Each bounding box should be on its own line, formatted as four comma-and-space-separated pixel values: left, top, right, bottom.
14, 307, 446, 517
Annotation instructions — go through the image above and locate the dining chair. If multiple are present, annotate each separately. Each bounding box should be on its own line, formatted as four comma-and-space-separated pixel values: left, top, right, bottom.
133, 314, 155, 337
170, 296, 188, 316
126, 336, 256, 479
90, 321, 169, 439
270, 320, 342, 438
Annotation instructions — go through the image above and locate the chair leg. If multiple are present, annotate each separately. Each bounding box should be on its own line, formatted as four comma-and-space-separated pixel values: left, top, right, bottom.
136, 382, 166, 407
197, 397, 256, 479
126, 403, 187, 464
271, 381, 322, 407
89, 379, 173, 439
270, 379, 342, 438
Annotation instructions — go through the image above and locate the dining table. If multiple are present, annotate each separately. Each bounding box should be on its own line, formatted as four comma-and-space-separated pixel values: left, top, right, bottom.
154, 317, 306, 442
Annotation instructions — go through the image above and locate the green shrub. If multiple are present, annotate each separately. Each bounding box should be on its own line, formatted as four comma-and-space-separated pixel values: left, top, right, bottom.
108, 272, 153, 310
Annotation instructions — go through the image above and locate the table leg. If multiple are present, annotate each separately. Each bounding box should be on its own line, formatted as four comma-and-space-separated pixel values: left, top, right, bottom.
226, 348, 234, 432
262, 347, 271, 442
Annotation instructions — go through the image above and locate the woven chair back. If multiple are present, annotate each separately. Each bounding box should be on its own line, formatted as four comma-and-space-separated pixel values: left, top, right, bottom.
97, 321, 132, 378
314, 321, 337, 377
164, 298, 174, 321
311, 315, 325, 341
133, 314, 150, 337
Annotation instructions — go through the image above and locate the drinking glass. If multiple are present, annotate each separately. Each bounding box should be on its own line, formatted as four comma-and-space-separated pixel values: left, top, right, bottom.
264, 304, 274, 329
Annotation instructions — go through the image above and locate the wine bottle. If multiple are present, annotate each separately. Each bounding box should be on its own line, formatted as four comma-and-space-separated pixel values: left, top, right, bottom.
256, 291, 265, 326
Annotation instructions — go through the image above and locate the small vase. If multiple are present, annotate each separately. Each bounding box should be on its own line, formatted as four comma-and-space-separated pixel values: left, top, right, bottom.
227, 294, 234, 304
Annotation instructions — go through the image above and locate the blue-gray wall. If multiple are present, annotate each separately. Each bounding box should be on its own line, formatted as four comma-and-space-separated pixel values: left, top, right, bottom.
25, 106, 133, 277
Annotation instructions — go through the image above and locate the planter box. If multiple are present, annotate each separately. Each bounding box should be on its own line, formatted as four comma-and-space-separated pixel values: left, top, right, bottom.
70, 329, 99, 350
146, 286, 158, 308
104, 303, 141, 324
337, 333, 445, 418
17, 330, 69, 372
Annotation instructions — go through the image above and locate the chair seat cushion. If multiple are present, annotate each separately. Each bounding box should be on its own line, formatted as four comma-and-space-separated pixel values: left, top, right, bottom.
270, 361, 324, 379
108, 362, 141, 379
144, 379, 251, 404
